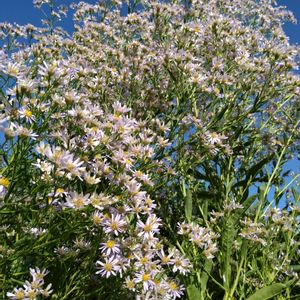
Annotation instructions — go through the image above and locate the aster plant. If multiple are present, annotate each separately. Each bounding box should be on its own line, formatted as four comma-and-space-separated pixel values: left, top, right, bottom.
0, 0, 299, 299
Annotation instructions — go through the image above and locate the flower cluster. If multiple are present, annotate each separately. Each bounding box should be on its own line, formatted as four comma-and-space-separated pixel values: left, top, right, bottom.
7, 268, 52, 300
178, 222, 219, 259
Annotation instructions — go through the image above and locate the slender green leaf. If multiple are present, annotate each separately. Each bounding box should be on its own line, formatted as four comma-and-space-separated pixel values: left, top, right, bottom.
200, 259, 212, 299
185, 189, 192, 222
246, 283, 287, 300
289, 265, 300, 272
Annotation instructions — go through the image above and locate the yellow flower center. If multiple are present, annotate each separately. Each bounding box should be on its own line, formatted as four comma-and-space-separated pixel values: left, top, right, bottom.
66, 162, 75, 171
144, 224, 152, 232
0, 177, 9, 188
103, 166, 110, 175
31, 280, 42, 289
142, 273, 150, 281
24, 109, 32, 117
106, 240, 115, 248
194, 25, 201, 33
27, 290, 37, 299
110, 221, 119, 231
175, 260, 181, 266
15, 290, 25, 300
140, 257, 148, 264
125, 158, 132, 165
135, 171, 143, 177
162, 256, 170, 264
145, 197, 152, 205
169, 281, 178, 291
93, 215, 102, 225
104, 263, 113, 272
73, 197, 85, 208
127, 280, 135, 289
56, 188, 64, 194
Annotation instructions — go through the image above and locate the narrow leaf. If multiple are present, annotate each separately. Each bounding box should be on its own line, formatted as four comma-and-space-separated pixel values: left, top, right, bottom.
201, 259, 212, 299
185, 189, 192, 222
246, 283, 287, 300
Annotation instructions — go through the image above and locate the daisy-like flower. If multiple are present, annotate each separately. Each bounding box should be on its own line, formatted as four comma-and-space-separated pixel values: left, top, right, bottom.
170, 251, 191, 275
99, 239, 120, 256
157, 249, 174, 265
163, 281, 184, 299
134, 253, 153, 269
134, 271, 155, 292
137, 215, 161, 240
177, 222, 191, 235
61, 154, 85, 177
6, 62, 20, 77
40, 284, 53, 298
103, 213, 126, 236
54, 188, 68, 198
92, 211, 103, 226
19, 107, 35, 124
118, 257, 130, 278
124, 276, 136, 291
35, 142, 48, 155
25, 279, 43, 291
90, 192, 112, 209
16, 78, 36, 95
54, 246, 70, 256
74, 238, 91, 251
125, 180, 142, 197
203, 243, 218, 260
64, 192, 90, 210
84, 173, 101, 185
205, 131, 227, 145
6, 287, 26, 300
23, 286, 38, 300
15, 125, 38, 139
96, 256, 120, 278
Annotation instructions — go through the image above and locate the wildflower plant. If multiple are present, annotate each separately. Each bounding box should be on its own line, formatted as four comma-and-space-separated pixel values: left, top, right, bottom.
0, 0, 299, 299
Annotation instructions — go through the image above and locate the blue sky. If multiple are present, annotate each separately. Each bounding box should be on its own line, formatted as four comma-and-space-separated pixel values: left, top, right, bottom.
0, 0, 299, 44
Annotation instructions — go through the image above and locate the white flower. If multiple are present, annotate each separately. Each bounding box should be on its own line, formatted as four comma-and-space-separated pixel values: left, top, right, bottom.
7, 288, 26, 300
163, 281, 184, 299
170, 251, 191, 275
137, 215, 161, 240
15, 124, 38, 139
103, 214, 126, 236
96, 256, 120, 278
40, 284, 53, 298
158, 249, 174, 265
125, 276, 136, 291
18, 107, 35, 124
61, 154, 85, 177
29, 267, 49, 282
205, 131, 227, 145
134, 271, 156, 292
99, 240, 121, 256
64, 192, 90, 210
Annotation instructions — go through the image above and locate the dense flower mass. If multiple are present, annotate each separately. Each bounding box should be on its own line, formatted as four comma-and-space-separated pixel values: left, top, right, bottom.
0, 0, 299, 299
